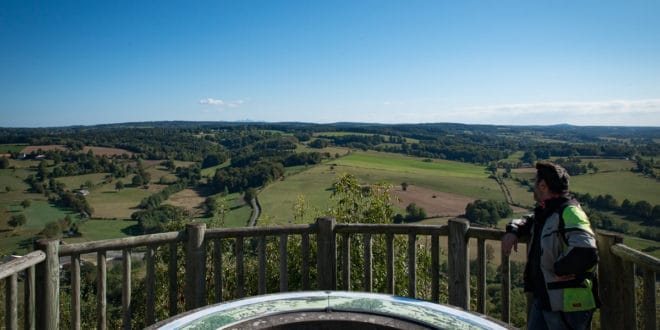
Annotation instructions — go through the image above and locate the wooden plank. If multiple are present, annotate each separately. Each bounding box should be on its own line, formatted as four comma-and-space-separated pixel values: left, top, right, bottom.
301, 233, 310, 290
97, 251, 107, 330
642, 269, 657, 330
335, 223, 448, 236
477, 239, 486, 314
205, 224, 316, 239
341, 233, 351, 290
0, 251, 45, 280
122, 249, 132, 330
71, 254, 81, 330
431, 234, 439, 302
279, 234, 288, 292
259, 236, 266, 295
59, 232, 181, 256
364, 232, 372, 292
386, 233, 394, 294
611, 243, 660, 273
407, 233, 416, 298
5, 274, 18, 330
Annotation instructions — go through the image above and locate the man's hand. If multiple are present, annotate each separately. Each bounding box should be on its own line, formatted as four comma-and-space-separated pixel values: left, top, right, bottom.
554, 274, 576, 282
501, 232, 518, 256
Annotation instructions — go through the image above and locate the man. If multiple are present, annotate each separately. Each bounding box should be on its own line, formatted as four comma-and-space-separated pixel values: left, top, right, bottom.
502, 161, 599, 330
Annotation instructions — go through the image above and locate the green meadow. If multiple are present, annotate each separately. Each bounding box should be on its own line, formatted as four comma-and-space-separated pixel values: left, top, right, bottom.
333, 151, 502, 200
571, 172, 659, 205
0, 144, 28, 153
258, 151, 501, 224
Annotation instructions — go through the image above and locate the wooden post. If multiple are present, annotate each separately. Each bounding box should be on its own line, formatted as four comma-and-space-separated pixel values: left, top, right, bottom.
431, 233, 440, 302
25, 266, 36, 330
597, 231, 625, 330
122, 249, 132, 330
642, 268, 657, 330
316, 217, 336, 290
407, 233, 416, 298
71, 254, 81, 330
5, 274, 17, 330
386, 233, 395, 294
236, 237, 244, 298
34, 239, 59, 330
259, 236, 266, 295
302, 233, 310, 290
145, 246, 155, 325
97, 251, 107, 330
501, 253, 511, 323
341, 233, 351, 290
279, 234, 288, 292
185, 222, 206, 311
364, 232, 372, 292
448, 219, 470, 310
477, 238, 486, 314
169, 241, 179, 315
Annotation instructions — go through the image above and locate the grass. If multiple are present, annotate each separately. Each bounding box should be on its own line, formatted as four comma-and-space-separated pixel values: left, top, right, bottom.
259, 165, 336, 224
64, 219, 135, 243
56, 173, 108, 191
571, 172, 660, 205
500, 151, 524, 163
86, 181, 161, 219
201, 160, 230, 177
259, 151, 503, 224
333, 151, 502, 200
0, 144, 28, 153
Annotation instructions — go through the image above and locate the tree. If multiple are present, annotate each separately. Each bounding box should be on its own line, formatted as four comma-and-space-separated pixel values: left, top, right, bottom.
204, 197, 218, 216
42, 221, 62, 238
9, 214, 27, 228
21, 199, 31, 208
401, 182, 409, 191
405, 203, 427, 222
115, 181, 124, 191
633, 200, 652, 219
202, 154, 226, 169
132, 174, 144, 186
0, 157, 9, 169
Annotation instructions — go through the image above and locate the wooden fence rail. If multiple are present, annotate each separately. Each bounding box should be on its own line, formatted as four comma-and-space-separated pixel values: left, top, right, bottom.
0, 218, 658, 329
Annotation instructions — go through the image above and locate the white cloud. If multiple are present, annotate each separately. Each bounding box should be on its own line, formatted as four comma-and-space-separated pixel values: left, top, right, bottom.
199, 98, 225, 106
198, 98, 246, 111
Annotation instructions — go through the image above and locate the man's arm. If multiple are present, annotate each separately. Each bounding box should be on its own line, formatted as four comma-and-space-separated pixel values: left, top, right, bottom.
555, 205, 598, 276
502, 214, 533, 256
554, 247, 598, 275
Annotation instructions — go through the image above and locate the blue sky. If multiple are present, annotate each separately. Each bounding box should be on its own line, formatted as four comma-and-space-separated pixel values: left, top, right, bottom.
1, 0, 659, 127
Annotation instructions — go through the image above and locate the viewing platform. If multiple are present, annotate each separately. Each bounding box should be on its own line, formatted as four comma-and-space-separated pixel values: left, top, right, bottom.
1, 217, 658, 329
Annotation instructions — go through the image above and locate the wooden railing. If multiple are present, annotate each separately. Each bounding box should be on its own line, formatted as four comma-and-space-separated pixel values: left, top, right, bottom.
1, 219, 658, 329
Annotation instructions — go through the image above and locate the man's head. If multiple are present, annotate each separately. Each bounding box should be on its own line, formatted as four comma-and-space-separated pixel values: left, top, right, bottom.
534, 162, 569, 201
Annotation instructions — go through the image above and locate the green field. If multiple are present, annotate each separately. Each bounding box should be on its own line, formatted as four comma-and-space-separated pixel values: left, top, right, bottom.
87, 180, 166, 219
571, 172, 659, 205
258, 151, 502, 224
0, 144, 28, 153
334, 151, 502, 200
259, 165, 336, 224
